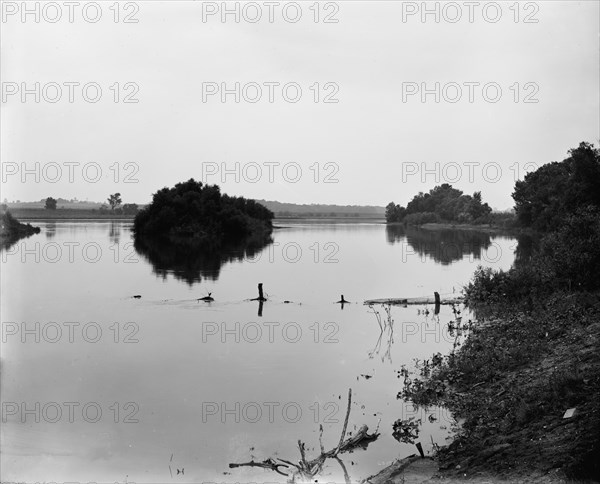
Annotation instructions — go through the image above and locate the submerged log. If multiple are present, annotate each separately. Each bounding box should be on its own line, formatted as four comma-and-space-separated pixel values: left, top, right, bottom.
364, 292, 463, 306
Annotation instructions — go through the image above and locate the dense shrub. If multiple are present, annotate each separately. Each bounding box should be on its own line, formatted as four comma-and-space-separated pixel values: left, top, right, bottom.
539, 206, 600, 290
133, 179, 273, 245
402, 211, 440, 226
464, 206, 600, 305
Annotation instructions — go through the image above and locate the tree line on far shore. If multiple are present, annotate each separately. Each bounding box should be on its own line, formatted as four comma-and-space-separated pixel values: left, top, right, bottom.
42, 193, 140, 215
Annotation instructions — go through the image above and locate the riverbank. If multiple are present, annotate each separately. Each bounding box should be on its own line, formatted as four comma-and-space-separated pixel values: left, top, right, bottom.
1, 211, 41, 246
386, 221, 520, 234
365, 454, 573, 483
6, 208, 135, 220
398, 291, 600, 482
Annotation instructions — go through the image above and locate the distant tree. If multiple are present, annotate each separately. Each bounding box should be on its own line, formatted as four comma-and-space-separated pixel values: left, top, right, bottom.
107, 193, 122, 211
122, 203, 139, 215
45, 197, 57, 210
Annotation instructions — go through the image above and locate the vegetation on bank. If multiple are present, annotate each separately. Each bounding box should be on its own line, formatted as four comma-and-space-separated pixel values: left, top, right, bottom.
386, 184, 497, 226
5, 208, 137, 220
133, 179, 274, 246
396, 142, 600, 481
0, 209, 41, 246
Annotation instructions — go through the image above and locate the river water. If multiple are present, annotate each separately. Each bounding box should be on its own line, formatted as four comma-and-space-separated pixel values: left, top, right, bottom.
0, 220, 517, 483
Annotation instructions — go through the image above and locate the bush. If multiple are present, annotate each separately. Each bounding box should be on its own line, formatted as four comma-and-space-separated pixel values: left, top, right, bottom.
540, 206, 600, 290
464, 206, 600, 305
403, 212, 440, 226
133, 179, 273, 246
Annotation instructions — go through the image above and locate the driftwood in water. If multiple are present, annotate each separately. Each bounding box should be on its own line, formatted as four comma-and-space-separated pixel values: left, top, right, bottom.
364, 292, 463, 306
229, 458, 289, 476
228, 388, 379, 482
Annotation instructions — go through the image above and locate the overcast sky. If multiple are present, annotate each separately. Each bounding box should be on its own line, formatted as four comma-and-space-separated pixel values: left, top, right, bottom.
1, 1, 599, 209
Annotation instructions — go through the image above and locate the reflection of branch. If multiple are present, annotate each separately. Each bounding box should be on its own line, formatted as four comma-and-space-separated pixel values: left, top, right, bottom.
228, 388, 379, 482
334, 456, 351, 484
368, 305, 395, 363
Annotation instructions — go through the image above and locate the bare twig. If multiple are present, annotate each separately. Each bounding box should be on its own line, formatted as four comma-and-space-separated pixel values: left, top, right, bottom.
335, 388, 352, 455
319, 424, 325, 454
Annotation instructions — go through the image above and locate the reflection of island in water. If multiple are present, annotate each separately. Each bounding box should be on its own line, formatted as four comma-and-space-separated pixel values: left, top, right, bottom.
386, 225, 501, 265
134, 233, 272, 285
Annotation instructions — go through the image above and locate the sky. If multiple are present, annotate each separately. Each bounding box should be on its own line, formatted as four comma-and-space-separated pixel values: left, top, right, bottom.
1, 0, 599, 210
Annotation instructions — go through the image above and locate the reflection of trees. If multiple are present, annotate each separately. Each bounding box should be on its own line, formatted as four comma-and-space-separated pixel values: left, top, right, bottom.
108, 221, 121, 245
386, 225, 494, 265
512, 232, 541, 268
134, 232, 272, 285
45, 222, 57, 239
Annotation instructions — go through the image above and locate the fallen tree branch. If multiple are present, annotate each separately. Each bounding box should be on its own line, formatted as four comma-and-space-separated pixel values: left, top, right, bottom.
228, 388, 380, 481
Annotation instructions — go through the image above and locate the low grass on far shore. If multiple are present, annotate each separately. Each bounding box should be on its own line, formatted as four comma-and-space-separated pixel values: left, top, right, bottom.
7, 208, 136, 220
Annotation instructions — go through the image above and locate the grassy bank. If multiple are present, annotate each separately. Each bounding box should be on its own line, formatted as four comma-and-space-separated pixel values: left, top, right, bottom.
7, 208, 135, 220
414, 222, 519, 234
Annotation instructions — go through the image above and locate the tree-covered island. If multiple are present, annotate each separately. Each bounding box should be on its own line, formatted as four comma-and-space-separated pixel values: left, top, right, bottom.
133, 179, 274, 247
386, 184, 493, 226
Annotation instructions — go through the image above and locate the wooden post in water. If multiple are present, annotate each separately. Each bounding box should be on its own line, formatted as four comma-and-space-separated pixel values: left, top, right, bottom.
415, 442, 425, 458
252, 283, 267, 302
434, 291, 441, 315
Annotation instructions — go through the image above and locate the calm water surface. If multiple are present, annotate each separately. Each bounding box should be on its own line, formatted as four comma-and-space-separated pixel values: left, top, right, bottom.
0, 221, 517, 483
